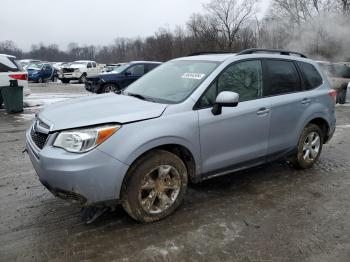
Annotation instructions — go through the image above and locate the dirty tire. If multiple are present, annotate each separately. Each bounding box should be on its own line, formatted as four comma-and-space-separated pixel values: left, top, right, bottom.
37, 77, 43, 83
79, 74, 87, 83
337, 87, 347, 104
291, 123, 323, 169
103, 84, 118, 93
122, 150, 188, 223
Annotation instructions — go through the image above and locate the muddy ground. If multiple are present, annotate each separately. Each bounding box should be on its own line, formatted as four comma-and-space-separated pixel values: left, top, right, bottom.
0, 82, 349, 262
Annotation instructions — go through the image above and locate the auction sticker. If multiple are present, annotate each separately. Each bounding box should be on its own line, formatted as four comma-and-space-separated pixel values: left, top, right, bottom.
182, 73, 205, 80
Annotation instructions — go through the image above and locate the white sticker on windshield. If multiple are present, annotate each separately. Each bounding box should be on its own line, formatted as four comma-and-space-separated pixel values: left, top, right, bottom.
182, 73, 206, 80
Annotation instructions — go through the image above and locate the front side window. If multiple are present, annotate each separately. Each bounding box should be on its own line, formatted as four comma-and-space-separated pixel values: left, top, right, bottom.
126, 60, 219, 103
264, 60, 300, 96
92, 62, 97, 68
87, 62, 92, 68
127, 65, 145, 75
199, 60, 263, 107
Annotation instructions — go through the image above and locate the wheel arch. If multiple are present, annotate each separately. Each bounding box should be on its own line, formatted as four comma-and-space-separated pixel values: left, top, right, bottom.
308, 117, 330, 143
122, 143, 198, 188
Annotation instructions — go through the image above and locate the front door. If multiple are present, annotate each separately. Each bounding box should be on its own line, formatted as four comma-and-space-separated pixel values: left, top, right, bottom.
197, 60, 271, 176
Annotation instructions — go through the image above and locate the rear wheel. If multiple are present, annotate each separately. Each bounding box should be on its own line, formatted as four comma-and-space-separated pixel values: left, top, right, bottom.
122, 150, 188, 223
103, 84, 118, 93
290, 123, 323, 169
52, 75, 58, 82
37, 77, 44, 83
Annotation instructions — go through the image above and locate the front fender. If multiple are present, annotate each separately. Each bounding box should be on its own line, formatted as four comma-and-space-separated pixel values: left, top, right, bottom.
97, 111, 201, 175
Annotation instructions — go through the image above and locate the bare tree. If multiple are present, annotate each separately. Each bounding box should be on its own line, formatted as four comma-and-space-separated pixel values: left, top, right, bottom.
204, 0, 259, 50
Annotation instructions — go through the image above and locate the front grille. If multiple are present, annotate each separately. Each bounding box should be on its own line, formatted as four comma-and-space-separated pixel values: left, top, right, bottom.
62, 68, 74, 73
30, 128, 48, 149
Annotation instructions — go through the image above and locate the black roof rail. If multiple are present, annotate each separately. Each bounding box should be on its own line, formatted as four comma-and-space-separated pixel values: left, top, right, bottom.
187, 51, 232, 56
237, 48, 308, 58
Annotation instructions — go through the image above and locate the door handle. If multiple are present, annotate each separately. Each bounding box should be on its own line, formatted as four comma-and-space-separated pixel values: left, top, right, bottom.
257, 108, 270, 115
301, 98, 311, 104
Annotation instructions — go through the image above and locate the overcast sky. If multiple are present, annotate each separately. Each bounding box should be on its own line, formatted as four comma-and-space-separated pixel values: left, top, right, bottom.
0, 0, 270, 51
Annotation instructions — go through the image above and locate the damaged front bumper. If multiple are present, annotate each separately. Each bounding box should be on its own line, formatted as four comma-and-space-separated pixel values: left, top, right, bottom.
26, 128, 130, 206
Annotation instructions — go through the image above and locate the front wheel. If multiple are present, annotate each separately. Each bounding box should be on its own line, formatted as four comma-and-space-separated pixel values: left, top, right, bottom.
290, 123, 323, 169
79, 74, 87, 83
122, 150, 188, 223
37, 77, 44, 83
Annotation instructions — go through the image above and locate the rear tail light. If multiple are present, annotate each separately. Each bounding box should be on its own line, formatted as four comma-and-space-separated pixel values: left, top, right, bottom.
328, 89, 337, 103
9, 73, 28, 81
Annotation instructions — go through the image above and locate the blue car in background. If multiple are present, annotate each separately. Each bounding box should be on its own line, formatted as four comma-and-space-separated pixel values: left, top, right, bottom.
27, 63, 58, 83
85, 61, 161, 93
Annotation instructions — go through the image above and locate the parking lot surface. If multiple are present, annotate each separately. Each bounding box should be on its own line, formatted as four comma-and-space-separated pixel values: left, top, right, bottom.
0, 83, 349, 261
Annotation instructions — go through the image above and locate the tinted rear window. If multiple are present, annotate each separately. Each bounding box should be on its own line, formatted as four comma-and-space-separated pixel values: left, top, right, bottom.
0, 56, 20, 72
297, 62, 323, 90
264, 60, 301, 96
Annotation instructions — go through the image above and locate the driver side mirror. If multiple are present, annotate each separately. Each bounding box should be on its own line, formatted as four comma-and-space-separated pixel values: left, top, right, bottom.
211, 91, 239, 115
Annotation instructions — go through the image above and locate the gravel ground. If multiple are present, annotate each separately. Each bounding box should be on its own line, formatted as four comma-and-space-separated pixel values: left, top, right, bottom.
0, 83, 349, 262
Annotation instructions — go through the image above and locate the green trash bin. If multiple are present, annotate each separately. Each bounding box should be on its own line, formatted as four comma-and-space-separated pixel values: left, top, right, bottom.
0, 91, 3, 109
0, 80, 24, 114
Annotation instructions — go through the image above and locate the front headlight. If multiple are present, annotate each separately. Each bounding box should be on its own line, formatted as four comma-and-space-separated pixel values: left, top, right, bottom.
53, 124, 120, 153
74, 68, 80, 72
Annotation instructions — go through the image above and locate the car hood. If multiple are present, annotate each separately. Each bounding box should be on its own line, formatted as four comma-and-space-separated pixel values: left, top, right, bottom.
38, 94, 168, 131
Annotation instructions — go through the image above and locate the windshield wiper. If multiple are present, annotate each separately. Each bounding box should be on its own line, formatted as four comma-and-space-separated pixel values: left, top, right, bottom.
127, 92, 155, 102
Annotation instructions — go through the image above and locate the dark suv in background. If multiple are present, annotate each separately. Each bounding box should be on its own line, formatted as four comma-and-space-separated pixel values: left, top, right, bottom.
85, 61, 161, 93
317, 61, 350, 104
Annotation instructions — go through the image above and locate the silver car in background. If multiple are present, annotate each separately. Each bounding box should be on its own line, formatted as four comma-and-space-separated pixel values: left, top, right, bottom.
26, 49, 336, 223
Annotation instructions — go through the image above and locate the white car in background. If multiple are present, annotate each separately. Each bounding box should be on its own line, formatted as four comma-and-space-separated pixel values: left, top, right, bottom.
0, 54, 30, 96
18, 59, 41, 70
59, 60, 102, 83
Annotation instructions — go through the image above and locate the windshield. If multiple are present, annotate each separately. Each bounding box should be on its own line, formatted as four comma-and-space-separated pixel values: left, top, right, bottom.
111, 64, 130, 73
27, 63, 43, 70
71, 62, 87, 66
125, 60, 219, 103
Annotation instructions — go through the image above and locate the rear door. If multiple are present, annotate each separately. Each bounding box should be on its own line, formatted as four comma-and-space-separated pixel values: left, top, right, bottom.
197, 59, 271, 176
263, 59, 306, 158
43, 64, 53, 79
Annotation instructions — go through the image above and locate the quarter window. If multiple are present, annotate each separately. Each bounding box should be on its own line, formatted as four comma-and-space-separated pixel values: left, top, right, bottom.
199, 60, 263, 107
264, 60, 300, 96
297, 62, 323, 90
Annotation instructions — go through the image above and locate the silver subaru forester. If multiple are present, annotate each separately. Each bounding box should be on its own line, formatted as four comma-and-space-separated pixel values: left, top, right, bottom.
26, 49, 336, 223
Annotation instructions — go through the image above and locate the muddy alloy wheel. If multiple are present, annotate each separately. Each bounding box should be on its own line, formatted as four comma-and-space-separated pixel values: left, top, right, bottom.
138, 165, 181, 214
122, 150, 188, 223
302, 131, 321, 162
291, 123, 323, 169
103, 84, 118, 93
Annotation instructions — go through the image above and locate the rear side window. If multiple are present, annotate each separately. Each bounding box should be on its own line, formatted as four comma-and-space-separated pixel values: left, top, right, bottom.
297, 62, 323, 90
145, 63, 159, 73
264, 60, 300, 96
92, 62, 97, 68
0, 56, 20, 72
